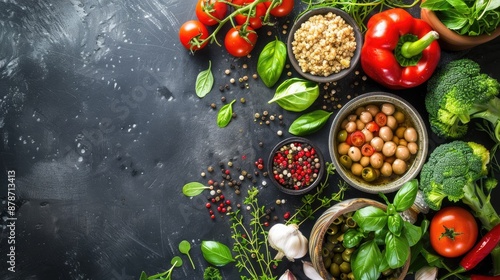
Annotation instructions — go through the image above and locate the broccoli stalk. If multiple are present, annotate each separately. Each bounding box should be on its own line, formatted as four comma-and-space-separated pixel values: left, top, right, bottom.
419, 141, 500, 274
425, 59, 500, 143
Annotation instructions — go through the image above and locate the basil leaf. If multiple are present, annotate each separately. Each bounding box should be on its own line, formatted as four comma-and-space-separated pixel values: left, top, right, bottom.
196, 60, 214, 98
421, 0, 453, 10
384, 233, 410, 269
171, 256, 183, 267
393, 179, 418, 212
140, 271, 148, 280
201, 240, 235, 267
353, 206, 387, 232
343, 229, 366, 248
484, 0, 500, 11
257, 38, 287, 88
445, 0, 470, 14
217, 100, 236, 128
288, 110, 333, 136
351, 240, 382, 280
402, 220, 422, 246
182, 182, 209, 197
387, 213, 403, 236
268, 78, 319, 112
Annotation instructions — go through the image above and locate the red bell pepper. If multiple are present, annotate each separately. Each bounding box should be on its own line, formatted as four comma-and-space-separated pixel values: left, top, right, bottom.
361, 8, 441, 90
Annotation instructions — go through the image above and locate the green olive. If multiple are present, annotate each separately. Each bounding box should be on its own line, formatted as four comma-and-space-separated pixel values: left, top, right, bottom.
347, 272, 355, 280
337, 129, 348, 142
327, 224, 339, 235
341, 248, 354, 262
340, 273, 348, 280
339, 262, 351, 273
339, 155, 353, 169
323, 257, 332, 269
333, 253, 343, 265
332, 243, 345, 253
345, 216, 357, 228
329, 263, 341, 277
361, 166, 379, 182
322, 247, 330, 257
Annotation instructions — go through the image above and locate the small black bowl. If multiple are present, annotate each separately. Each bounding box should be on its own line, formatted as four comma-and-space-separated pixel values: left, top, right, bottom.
267, 137, 325, 195
287, 7, 363, 83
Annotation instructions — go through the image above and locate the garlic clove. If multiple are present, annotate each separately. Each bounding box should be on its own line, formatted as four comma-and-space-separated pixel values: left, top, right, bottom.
415, 266, 438, 280
302, 260, 323, 280
268, 223, 309, 261
279, 269, 297, 280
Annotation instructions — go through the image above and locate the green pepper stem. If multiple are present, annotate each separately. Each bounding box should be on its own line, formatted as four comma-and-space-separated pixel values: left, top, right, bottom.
401, 31, 439, 59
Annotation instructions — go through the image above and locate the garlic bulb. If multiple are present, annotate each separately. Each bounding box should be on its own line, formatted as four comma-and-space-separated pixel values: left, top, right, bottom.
415, 266, 438, 280
268, 223, 308, 261
302, 260, 323, 280
279, 269, 297, 280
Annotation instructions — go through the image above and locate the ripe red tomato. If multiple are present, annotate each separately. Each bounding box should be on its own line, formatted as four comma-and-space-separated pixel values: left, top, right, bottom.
366, 121, 380, 133
361, 143, 375, 156
350, 131, 366, 147
375, 112, 387, 127
195, 0, 228, 26
429, 206, 478, 258
179, 20, 209, 51
233, 0, 267, 29
264, 0, 294, 17
224, 26, 258, 57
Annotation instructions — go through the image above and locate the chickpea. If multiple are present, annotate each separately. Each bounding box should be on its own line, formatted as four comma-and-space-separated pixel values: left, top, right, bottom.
361, 128, 373, 142
356, 119, 365, 130
340, 119, 348, 128
380, 162, 393, 177
392, 136, 400, 145
347, 114, 357, 122
395, 145, 411, 161
395, 126, 406, 139
378, 126, 394, 142
408, 142, 419, 155
386, 115, 397, 130
345, 121, 357, 133
399, 139, 408, 146
369, 152, 384, 169
365, 104, 380, 116
370, 137, 384, 152
385, 156, 396, 164
355, 106, 366, 116
348, 146, 362, 162
351, 163, 363, 176
392, 159, 407, 175
382, 141, 397, 157
393, 111, 405, 123
359, 111, 373, 123
404, 127, 418, 142
338, 142, 351, 155
360, 156, 370, 167
381, 103, 395, 115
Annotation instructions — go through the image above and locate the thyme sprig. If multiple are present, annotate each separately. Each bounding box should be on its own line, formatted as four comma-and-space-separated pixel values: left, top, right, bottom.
287, 162, 348, 227
229, 187, 279, 280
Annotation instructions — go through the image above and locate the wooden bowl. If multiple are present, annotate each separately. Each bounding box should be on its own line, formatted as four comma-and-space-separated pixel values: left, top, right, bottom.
309, 198, 410, 280
420, 8, 500, 51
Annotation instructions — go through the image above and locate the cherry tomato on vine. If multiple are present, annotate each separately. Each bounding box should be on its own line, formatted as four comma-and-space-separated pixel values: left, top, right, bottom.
224, 25, 257, 57
350, 131, 366, 147
233, 0, 267, 29
179, 20, 209, 51
429, 206, 478, 258
264, 0, 294, 17
195, 0, 228, 26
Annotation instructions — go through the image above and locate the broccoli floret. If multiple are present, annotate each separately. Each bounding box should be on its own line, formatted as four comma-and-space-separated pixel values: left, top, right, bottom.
419, 141, 499, 230
425, 59, 500, 143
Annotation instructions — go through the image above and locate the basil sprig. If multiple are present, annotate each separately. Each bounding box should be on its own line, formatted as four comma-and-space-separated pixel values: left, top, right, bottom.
289, 110, 333, 136
268, 78, 319, 112
257, 38, 287, 88
217, 99, 236, 128
201, 240, 235, 267
343, 179, 425, 280
196, 60, 214, 98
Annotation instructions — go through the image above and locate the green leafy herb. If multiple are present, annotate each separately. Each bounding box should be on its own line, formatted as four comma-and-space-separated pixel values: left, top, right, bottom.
343, 179, 425, 280
179, 240, 195, 269
300, 0, 419, 32
229, 187, 279, 280
287, 162, 348, 226
288, 110, 333, 136
203, 267, 222, 280
421, 0, 500, 35
217, 99, 236, 128
268, 78, 319, 112
257, 38, 287, 88
182, 182, 209, 197
141, 256, 182, 280
196, 60, 214, 98
201, 240, 235, 267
